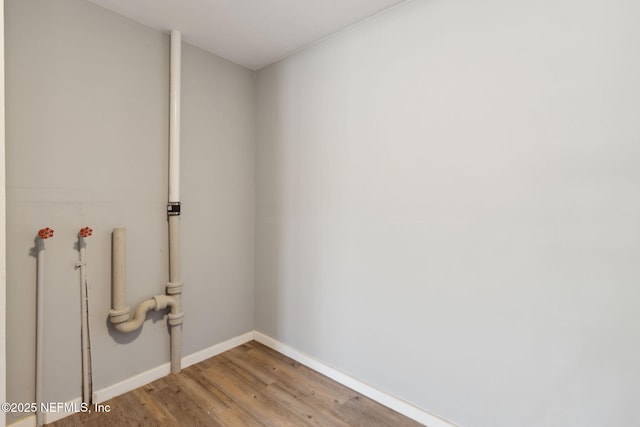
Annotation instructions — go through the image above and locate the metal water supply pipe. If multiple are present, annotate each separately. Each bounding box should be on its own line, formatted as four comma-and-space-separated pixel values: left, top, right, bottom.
35, 227, 54, 427
76, 227, 93, 404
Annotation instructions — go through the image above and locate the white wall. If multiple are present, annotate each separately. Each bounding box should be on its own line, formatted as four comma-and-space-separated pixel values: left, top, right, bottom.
255, 0, 640, 425
5, 0, 254, 423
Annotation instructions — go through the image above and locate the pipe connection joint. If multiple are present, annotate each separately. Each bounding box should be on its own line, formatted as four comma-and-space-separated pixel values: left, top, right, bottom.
168, 312, 184, 327
153, 294, 184, 327
109, 306, 131, 325
152, 294, 176, 311
166, 281, 183, 295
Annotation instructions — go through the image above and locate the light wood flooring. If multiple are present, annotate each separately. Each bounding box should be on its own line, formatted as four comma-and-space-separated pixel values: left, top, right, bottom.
49, 341, 423, 426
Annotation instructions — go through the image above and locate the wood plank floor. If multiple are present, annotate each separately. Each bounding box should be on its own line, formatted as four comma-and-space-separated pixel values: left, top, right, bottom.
49, 341, 423, 426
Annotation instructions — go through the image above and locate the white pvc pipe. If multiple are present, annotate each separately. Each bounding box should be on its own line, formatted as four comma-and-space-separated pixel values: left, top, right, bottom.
36, 239, 44, 427
169, 217, 181, 282
168, 29, 183, 374
169, 318, 182, 374
109, 228, 139, 332
111, 228, 126, 311
78, 234, 92, 404
168, 216, 182, 374
169, 30, 181, 203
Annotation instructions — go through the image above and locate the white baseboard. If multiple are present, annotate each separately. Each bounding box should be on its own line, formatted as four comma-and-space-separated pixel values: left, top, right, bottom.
253, 331, 458, 427
93, 330, 254, 404
182, 331, 254, 368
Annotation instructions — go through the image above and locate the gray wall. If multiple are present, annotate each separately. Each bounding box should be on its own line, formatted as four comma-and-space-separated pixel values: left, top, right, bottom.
6, 0, 640, 426
5, 0, 254, 422
255, 0, 640, 426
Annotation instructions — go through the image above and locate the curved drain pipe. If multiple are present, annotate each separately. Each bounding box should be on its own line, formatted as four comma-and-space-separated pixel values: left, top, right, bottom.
109, 29, 184, 374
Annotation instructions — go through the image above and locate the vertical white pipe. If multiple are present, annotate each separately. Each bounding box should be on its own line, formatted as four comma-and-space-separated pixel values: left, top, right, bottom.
169, 306, 182, 374
169, 30, 181, 203
35, 240, 44, 427
168, 29, 183, 374
112, 228, 126, 311
168, 215, 181, 374
78, 236, 92, 404
169, 217, 181, 282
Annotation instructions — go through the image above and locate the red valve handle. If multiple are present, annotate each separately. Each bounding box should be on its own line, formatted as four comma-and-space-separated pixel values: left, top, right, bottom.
38, 227, 54, 239
79, 227, 93, 238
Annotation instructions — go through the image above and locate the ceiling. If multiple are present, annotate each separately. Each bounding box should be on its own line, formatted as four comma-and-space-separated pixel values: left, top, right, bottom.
87, 0, 410, 70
